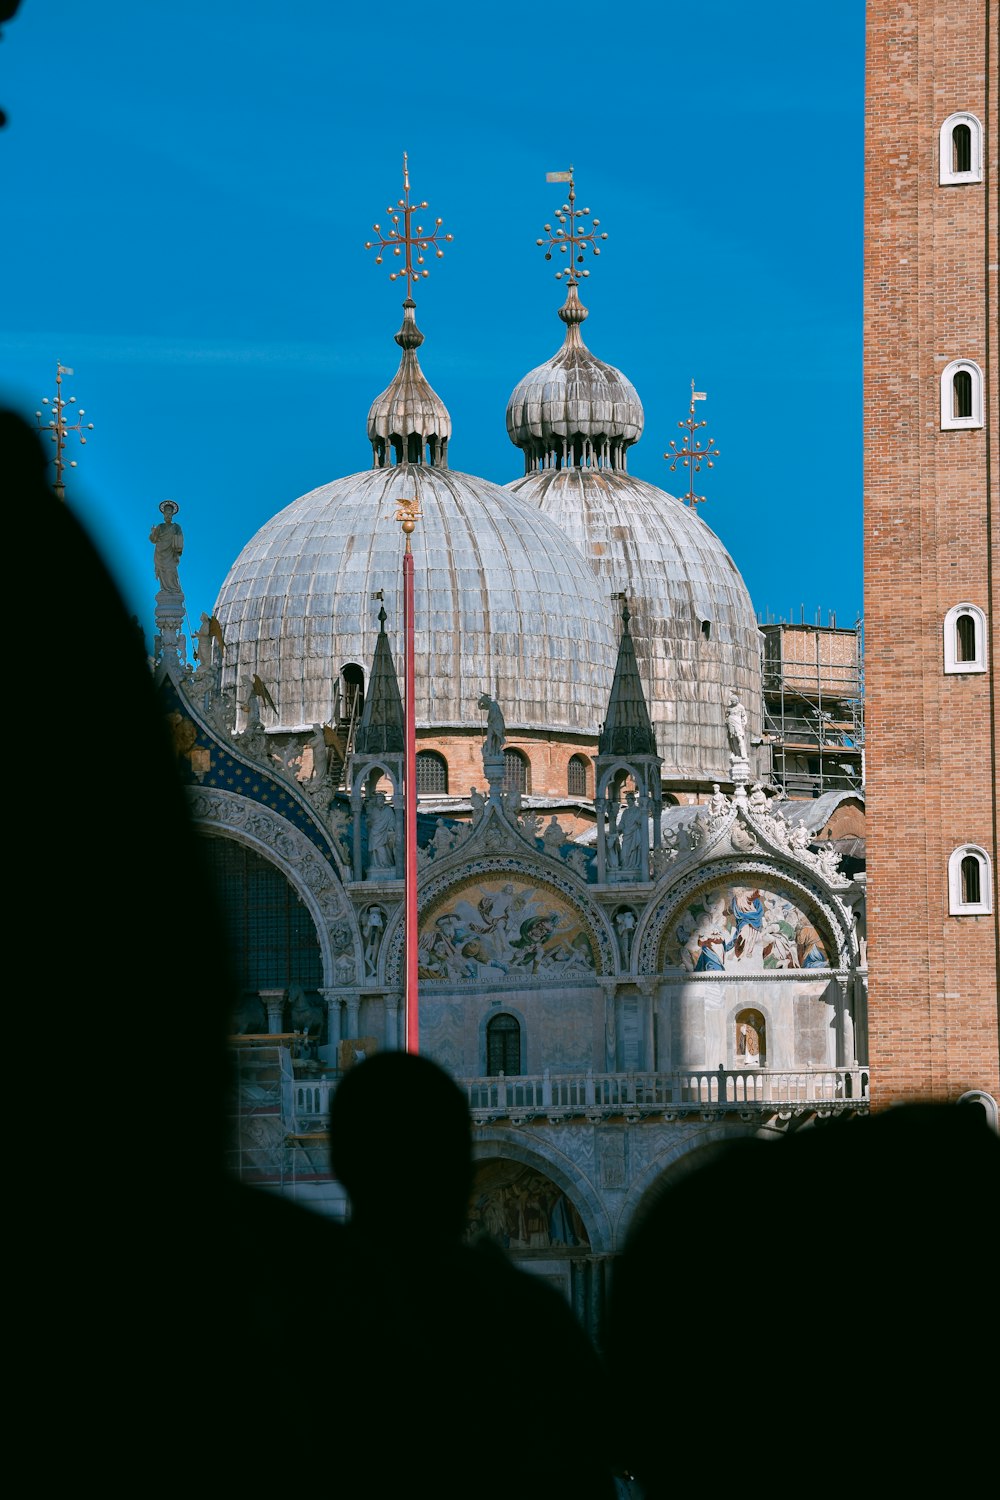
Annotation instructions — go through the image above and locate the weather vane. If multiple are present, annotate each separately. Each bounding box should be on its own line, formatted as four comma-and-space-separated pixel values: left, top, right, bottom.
365, 153, 452, 298
665, 380, 719, 509
395, 495, 422, 549
35, 362, 94, 500
537, 167, 607, 281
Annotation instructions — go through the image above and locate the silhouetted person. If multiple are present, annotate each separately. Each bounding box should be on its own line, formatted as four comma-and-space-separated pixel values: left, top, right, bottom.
330, 1051, 618, 1498
603, 1102, 1000, 1497
11, 408, 344, 1487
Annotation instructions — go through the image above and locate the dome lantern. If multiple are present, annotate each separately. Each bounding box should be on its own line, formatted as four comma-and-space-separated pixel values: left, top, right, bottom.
506, 169, 643, 474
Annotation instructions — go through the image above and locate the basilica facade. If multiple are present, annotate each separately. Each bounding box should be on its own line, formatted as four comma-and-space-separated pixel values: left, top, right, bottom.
144, 165, 882, 1333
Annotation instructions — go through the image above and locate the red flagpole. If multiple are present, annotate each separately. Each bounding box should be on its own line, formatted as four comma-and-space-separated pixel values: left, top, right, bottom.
402, 518, 419, 1052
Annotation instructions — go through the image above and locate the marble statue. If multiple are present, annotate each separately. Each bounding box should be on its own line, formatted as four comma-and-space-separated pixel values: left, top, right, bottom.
477, 693, 506, 758
725, 693, 748, 761
365, 790, 396, 873
149, 501, 184, 595
617, 792, 644, 870
615, 907, 636, 964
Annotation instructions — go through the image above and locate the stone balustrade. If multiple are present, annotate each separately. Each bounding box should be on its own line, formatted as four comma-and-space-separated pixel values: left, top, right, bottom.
283, 1063, 869, 1133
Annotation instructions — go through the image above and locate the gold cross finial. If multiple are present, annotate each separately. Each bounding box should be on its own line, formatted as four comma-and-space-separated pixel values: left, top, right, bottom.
537, 167, 608, 282
665, 380, 719, 509
365, 153, 452, 299
35, 362, 94, 501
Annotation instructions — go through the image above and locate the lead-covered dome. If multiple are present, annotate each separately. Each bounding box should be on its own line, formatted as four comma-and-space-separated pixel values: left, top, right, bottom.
506, 281, 762, 783
506, 283, 643, 469
214, 303, 616, 735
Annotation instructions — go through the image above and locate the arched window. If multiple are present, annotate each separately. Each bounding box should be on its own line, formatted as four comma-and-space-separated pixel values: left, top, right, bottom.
952, 122, 972, 173
200, 838, 323, 1005
961, 856, 981, 905
940, 360, 984, 430
957, 1091, 1000, 1133
486, 1013, 522, 1076
943, 603, 987, 673
948, 845, 993, 915
939, 111, 983, 184
339, 663, 364, 726
567, 754, 588, 797
503, 748, 530, 795
416, 750, 448, 795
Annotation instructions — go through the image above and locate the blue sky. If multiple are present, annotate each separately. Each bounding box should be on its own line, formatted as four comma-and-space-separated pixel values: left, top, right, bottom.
2, 2, 864, 641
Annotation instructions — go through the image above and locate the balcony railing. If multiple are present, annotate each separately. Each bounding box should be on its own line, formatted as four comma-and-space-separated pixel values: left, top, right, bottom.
282, 1065, 869, 1133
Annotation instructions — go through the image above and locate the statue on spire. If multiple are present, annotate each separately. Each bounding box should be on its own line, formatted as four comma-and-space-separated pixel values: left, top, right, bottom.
149, 500, 184, 598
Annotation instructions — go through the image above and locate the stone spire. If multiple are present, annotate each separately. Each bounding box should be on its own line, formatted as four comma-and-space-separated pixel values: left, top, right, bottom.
354, 605, 405, 754
599, 602, 657, 757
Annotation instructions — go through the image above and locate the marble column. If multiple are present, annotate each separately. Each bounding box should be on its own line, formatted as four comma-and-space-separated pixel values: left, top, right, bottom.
260, 988, 286, 1035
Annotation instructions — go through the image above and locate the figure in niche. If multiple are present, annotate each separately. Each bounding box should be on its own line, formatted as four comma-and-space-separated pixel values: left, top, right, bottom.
615, 907, 637, 965
605, 802, 622, 870
736, 1012, 764, 1065
617, 792, 645, 870
477, 693, 506, 758
149, 500, 184, 595
364, 790, 396, 874
725, 692, 748, 761
362, 904, 386, 977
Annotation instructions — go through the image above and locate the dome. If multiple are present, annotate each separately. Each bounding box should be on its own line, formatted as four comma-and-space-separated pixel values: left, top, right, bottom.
505, 283, 643, 470
506, 284, 762, 784
213, 301, 616, 735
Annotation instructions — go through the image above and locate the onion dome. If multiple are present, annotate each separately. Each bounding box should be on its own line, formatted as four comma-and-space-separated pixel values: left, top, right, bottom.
505, 287, 762, 785
213, 307, 617, 737
506, 283, 644, 472
367, 299, 452, 469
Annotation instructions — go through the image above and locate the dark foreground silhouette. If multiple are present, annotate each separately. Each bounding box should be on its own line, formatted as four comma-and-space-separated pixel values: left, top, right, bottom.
603, 1102, 1000, 1497
330, 1050, 619, 1498
16, 408, 346, 1483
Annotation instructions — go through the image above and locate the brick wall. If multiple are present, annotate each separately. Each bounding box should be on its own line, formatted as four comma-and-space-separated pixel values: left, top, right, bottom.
863, 0, 999, 1106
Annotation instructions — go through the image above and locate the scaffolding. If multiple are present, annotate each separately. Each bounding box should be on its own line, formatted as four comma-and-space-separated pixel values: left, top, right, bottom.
226, 1034, 333, 1191
759, 618, 864, 799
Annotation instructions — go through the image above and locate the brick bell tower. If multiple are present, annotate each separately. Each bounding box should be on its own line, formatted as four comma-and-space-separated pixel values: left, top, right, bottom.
863, 0, 999, 1112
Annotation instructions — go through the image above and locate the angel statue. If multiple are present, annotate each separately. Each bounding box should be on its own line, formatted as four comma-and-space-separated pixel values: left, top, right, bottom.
194, 613, 225, 673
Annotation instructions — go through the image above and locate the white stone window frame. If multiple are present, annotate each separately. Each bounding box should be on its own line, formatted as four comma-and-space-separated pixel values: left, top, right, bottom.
957, 1090, 999, 1133
940, 359, 984, 430
947, 845, 993, 916
943, 602, 988, 674
939, 111, 984, 185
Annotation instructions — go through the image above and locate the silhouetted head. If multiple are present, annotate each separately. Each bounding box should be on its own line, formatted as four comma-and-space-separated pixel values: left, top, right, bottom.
329, 1051, 473, 1242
